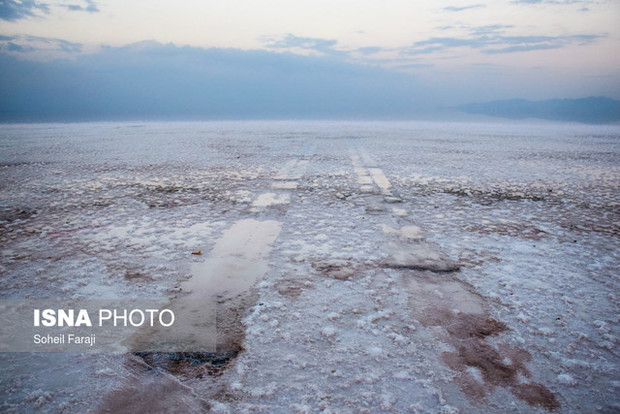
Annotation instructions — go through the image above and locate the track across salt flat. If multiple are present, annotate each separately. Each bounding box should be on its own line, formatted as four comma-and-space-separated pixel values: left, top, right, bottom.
174, 138, 561, 413
252, 146, 313, 207
349, 144, 560, 410
349, 143, 401, 203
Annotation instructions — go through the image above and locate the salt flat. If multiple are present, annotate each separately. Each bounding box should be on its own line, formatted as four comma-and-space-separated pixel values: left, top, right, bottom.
0, 121, 618, 413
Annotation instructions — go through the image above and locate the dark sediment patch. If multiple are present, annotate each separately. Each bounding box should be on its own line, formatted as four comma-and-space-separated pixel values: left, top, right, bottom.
441, 314, 558, 410
562, 220, 620, 238
114, 218, 282, 403
442, 186, 548, 203
462, 222, 547, 240
124, 270, 154, 281
512, 382, 561, 411
439, 314, 558, 410
134, 351, 240, 380
112, 293, 250, 409
311, 259, 358, 280
381, 262, 460, 273
381, 251, 461, 273
108, 281, 256, 410
442, 314, 508, 339
0, 207, 37, 222
405, 272, 559, 410
276, 278, 312, 298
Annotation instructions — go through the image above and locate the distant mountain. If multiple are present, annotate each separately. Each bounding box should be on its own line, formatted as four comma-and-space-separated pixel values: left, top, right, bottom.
458, 97, 620, 124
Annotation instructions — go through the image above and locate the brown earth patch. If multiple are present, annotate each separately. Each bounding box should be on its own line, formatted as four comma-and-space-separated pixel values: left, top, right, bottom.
276, 278, 312, 298
124, 270, 154, 281
441, 314, 559, 410
405, 271, 559, 410
311, 259, 357, 280
512, 382, 561, 411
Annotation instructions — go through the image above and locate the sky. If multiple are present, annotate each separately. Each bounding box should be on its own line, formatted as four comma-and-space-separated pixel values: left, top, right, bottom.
0, 0, 619, 120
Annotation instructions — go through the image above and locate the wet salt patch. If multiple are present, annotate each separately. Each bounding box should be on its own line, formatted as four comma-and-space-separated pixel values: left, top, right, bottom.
393, 370, 411, 380
291, 403, 312, 414
358, 177, 374, 187
557, 373, 578, 386
380, 392, 397, 410
232, 244, 437, 407
381, 224, 425, 241
367, 346, 384, 357
271, 181, 298, 189
252, 192, 291, 207
95, 368, 117, 377
536, 327, 555, 337
392, 207, 408, 216
466, 366, 484, 383
368, 168, 392, 191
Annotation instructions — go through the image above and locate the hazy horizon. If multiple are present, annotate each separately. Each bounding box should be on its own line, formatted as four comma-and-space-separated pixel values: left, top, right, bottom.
1, 1, 619, 121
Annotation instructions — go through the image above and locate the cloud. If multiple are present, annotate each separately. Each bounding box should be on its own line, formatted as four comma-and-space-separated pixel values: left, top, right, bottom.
264, 34, 337, 50
0, 0, 49, 21
262, 34, 346, 57
410, 37, 479, 50
0, 0, 98, 21
443, 4, 486, 12
484, 43, 561, 53
467, 25, 514, 36
405, 26, 603, 55
65, 0, 99, 13
511, 0, 595, 4
485, 34, 602, 53
0, 41, 428, 121
0, 35, 82, 55
0, 0, 99, 22
3, 42, 33, 52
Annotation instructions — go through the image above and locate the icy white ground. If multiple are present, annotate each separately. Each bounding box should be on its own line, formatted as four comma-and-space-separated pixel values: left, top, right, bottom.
0, 121, 618, 413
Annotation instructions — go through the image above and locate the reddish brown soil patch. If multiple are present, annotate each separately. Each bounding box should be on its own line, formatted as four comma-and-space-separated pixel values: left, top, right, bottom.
276, 278, 311, 298
407, 272, 559, 410
311, 259, 357, 280
439, 313, 559, 410
512, 383, 561, 411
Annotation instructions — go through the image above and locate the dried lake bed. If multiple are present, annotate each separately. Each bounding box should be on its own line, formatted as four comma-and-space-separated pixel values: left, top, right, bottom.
0, 121, 618, 413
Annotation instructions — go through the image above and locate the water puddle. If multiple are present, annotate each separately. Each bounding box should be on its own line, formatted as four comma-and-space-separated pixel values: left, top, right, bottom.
185, 218, 281, 353
102, 219, 282, 410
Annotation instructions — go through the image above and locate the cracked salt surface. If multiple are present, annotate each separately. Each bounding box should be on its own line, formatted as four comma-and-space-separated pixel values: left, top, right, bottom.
0, 121, 618, 413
